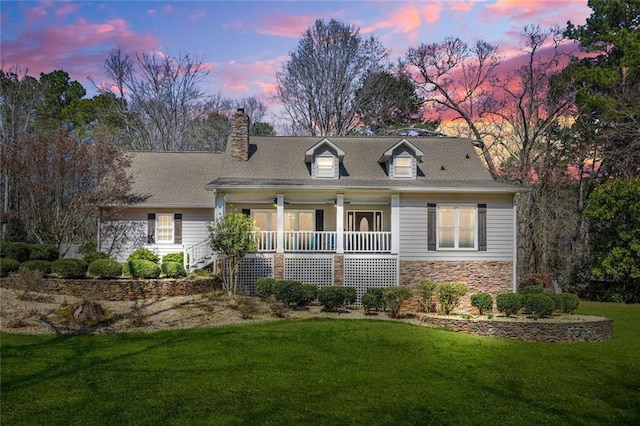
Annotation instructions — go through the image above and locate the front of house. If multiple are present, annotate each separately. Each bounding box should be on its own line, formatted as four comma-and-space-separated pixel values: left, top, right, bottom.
100, 109, 523, 304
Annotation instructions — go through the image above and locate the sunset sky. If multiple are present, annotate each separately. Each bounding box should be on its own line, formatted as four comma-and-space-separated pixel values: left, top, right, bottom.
2, 0, 593, 123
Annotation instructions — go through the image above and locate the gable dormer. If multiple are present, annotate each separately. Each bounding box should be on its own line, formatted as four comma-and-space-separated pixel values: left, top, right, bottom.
305, 138, 345, 179
378, 139, 424, 179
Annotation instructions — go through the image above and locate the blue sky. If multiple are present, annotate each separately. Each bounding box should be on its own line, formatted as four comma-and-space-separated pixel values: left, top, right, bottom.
1, 0, 592, 122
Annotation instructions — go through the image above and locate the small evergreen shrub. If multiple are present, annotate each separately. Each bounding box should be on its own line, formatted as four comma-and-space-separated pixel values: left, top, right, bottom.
361, 287, 385, 314
161, 261, 186, 278
551, 293, 581, 314
273, 280, 306, 306
523, 293, 555, 319
88, 259, 123, 279
416, 279, 437, 312
343, 286, 357, 306
470, 292, 493, 315
518, 285, 545, 294
51, 258, 88, 279
256, 277, 277, 298
0, 258, 20, 277
436, 282, 468, 315
29, 244, 59, 261
84, 251, 110, 264
0, 242, 31, 263
123, 259, 161, 279
383, 286, 413, 318
128, 248, 159, 264
496, 293, 522, 316
162, 252, 184, 264
18, 260, 52, 275
318, 286, 355, 312
301, 283, 318, 305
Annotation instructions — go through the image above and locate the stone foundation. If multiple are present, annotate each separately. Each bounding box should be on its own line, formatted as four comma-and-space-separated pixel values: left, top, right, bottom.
419, 314, 614, 342
399, 260, 513, 312
274, 253, 284, 280
0, 277, 219, 301
334, 254, 344, 286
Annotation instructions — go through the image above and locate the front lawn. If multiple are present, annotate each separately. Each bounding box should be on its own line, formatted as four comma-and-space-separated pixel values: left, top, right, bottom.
1, 302, 639, 425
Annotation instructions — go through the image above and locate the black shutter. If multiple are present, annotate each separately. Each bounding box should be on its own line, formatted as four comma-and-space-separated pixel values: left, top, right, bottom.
478, 204, 487, 251
427, 204, 436, 251
174, 214, 183, 244
315, 209, 324, 231
147, 213, 156, 244
241, 209, 251, 217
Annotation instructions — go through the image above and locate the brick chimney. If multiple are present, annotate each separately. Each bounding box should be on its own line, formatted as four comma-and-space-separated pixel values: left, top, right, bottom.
229, 108, 249, 161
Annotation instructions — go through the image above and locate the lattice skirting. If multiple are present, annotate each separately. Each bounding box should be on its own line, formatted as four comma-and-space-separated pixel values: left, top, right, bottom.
344, 255, 399, 304
236, 254, 274, 295
284, 255, 334, 288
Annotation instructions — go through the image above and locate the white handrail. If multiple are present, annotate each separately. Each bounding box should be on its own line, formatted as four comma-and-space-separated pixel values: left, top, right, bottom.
184, 239, 214, 269
344, 231, 392, 253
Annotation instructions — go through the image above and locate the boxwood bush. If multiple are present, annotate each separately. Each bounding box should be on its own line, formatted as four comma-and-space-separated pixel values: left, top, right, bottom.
383, 286, 413, 318
128, 248, 159, 264
301, 283, 318, 305
436, 282, 468, 315
361, 287, 386, 314
273, 280, 306, 306
51, 258, 88, 279
318, 286, 356, 312
88, 259, 123, 279
18, 260, 52, 275
0, 242, 31, 263
29, 244, 59, 261
523, 293, 555, 319
161, 261, 186, 278
496, 293, 522, 317
123, 259, 161, 279
84, 251, 110, 264
162, 252, 184, 264
0, 258, 20, 277
550, 293, 580, 314
470, 292, 493, 315
518, 285, 545, 294
256, 277, 277, 298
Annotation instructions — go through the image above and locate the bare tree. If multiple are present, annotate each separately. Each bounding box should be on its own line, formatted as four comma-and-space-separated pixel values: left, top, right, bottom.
403, 38, 501, 177
235, 96, 266, 132
275, 19, 389, 136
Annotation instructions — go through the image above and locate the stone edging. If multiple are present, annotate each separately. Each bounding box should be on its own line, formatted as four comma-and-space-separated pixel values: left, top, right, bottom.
418, 314, 613, 342
0, 277, 221, 301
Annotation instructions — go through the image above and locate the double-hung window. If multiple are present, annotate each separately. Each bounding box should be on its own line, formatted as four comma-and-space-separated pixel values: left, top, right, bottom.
394, 157, 413, 178
437, 205, 476, 249
316, 156, 334, 178
156, 213, 174, 243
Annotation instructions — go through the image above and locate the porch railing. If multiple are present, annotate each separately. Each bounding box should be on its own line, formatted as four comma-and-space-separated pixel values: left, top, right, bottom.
344, 231, 392, 253
255, 230, 277, 252
184, 239, 215, 270
252, 231, 391, 253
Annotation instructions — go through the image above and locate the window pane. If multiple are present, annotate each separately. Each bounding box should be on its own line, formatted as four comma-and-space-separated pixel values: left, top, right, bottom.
253, 212, 268, 231
298, 212, 314, 231
439, 228, 455, 248
157, 214, 173, 242
439, 206, 454, 226
395, 157, 412, 176
317, 157, 334, 177
284, 212, 296, 231
459, 228, 475, 248
459, 206, 475, 227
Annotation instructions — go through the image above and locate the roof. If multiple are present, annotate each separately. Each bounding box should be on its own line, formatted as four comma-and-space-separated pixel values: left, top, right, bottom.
208, 136, 521, 192
128, 151, 224, 207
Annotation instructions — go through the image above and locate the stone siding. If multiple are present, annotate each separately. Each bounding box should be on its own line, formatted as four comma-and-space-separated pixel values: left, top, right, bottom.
419, 315, 614, 342
399, 260, 513, 312
334, 254, 344, 286
1, 277, 219, 301
274, 253, 284, 280
229, 110, 249, 161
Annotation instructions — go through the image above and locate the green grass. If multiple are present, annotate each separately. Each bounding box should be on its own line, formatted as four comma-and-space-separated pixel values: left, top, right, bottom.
2, 302, 639, 425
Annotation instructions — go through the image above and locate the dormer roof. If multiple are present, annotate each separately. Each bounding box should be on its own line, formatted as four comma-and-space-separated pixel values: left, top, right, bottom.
304, 138, 346, 163
378, 138, 424, 163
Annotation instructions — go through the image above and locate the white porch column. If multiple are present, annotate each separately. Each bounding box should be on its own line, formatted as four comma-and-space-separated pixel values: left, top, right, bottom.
336, 194, 344, 254
276, 193, 284, 253
214, 191, 225, 222
391, 193, 400, 255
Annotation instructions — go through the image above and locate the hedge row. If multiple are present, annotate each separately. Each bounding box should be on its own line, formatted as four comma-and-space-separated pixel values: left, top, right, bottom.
496, 290, 580, 319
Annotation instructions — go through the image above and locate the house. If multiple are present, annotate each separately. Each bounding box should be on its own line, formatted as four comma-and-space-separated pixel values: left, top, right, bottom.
99, 109, 524, 305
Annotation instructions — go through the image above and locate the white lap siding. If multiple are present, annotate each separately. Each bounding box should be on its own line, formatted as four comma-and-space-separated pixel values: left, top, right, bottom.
399, 193, 514, 261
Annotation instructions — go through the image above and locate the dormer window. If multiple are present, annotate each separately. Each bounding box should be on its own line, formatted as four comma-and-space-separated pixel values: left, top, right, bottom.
394, 157, 413, 177
316, 156, 335, 178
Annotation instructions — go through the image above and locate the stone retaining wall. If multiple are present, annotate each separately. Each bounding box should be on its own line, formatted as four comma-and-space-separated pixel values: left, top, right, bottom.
419, 314, 614, 342
0, 277, 220, 301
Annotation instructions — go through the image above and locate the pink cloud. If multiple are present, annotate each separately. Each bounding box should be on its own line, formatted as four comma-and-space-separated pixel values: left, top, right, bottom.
189, 11, 206, 21
163, 5, 174, 14
482, 0, 590, 27
362, 4, 422, 39
210, 56, 286, 100
55, 3, 79, 18
26, 6, 48, 24
147, 9, 156, 16
258, 13, 317, 38
422, 4, 442, 24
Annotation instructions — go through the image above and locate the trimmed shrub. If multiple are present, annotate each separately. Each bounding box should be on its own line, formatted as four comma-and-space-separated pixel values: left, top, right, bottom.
0, 242, 31, 263
416, 279, 438, 312
18, 260, 52, 275
84, 251, 110, 264
518, 285, 545, 294
437, 282, 468, 315
551, 293, 581, 314
523, 293, 555, 319
361, 287, 386, 314
161, 261, 186, 278
88, 259, 123, 279
0, 258, 20, 277
383, 286, 413, 318
496, 293, 522, 316
51, 258, 88, 279
123, 259, 161, 279
301, 283, 318, 305
273, 280, 306, 306
29, 244, 59, 261
318, 286, 356, 312
128, 248, 159, 264
162, 252, 184, 264
343, 286, 357, 306
256, 277, 277, 299
470, 292, 493, 315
